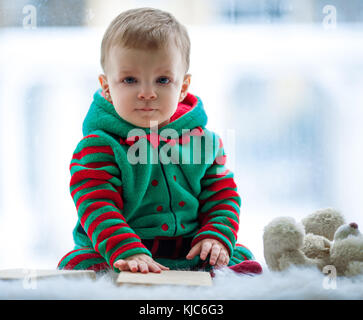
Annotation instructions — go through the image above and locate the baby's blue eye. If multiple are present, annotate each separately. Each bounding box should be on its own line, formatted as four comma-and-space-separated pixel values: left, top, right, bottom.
123, 77, 136, 84
157, 77, 170, 84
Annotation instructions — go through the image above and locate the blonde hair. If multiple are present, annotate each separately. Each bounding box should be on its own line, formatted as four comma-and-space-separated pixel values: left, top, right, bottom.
100, 7, 190, 74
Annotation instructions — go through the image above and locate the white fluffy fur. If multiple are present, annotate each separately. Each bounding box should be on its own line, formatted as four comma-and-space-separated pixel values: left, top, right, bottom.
1, 265, 363, 299
302, 208, 345, 241
263, 208, 363, 277
263, 217, 316, 271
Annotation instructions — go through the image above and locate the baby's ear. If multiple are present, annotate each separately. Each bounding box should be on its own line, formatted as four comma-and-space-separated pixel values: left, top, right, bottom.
179, 74, 192, 102
98, 74, 108, 90
183, 73, 192, 85
98, 74, 113, 103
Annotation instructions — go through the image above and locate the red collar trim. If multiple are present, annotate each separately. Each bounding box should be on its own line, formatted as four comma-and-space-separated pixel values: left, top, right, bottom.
169, 93, 198, 123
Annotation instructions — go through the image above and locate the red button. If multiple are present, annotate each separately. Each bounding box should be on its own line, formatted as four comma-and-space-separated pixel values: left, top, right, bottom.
179, 201, 185, 207
181, 136, 190, 144
162, 224, 168, 231
151, 179, 158, 186
156, 205, 163, 212
173, 176, 176, 181
181, 224, 185, 229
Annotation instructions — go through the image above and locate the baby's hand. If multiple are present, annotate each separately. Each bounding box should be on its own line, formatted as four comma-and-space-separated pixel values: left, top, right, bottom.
114, 254, 169, 273
186, 238, 229, 266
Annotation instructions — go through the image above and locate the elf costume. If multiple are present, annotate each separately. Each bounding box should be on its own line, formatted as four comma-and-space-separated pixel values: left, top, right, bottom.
57, 89, 258, 273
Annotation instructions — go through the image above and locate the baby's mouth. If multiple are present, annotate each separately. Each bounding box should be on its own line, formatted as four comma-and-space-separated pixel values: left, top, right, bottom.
137, 107, 156, 112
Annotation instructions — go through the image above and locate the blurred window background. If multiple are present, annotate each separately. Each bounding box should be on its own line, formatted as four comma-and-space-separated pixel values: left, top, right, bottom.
0, 0, 363, 267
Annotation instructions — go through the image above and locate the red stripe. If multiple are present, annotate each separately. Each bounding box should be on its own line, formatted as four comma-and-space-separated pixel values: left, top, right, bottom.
76, 189, 123, 211
199, 219, 238, 239
80, 201, 118, 227
70, 169, 115, 187
70, 161, 117, 169
199, 190, 240, 207
105, 233, 141, 253
73, 146, 114, 161
95, 225, 123, 251
87, 212, 126, 236
198, 211, 239, 231
211, 221, 238, 239
64, 253, 103, 270
57, 248, 90, 268
109, 242, 145, 267
83, 134, 100, 139
95, 228, 139, 252
204, 169, 230, 179
228, 215, 240, 228
219, 137, 223, 149
198, 225, 233, 245
71, 180, 106, 198
203, 203, 239, 219
207, 178, 237, 192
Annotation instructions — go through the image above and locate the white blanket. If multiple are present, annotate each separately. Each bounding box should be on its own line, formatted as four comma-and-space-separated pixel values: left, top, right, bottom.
1, 264, 362, 300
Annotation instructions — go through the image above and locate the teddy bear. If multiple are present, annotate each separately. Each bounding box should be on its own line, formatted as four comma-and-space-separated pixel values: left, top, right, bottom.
263, 208, 363, 276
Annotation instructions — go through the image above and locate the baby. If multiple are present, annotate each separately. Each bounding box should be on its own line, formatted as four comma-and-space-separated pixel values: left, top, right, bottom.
58, 7, 262, 275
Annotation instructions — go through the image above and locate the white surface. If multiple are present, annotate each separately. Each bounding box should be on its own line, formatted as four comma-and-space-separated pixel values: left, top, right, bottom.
1, 265, 362, 300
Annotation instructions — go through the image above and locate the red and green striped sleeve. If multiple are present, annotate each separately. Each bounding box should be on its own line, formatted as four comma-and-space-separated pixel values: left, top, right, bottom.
192, 137, 241, 257
70, 133, 151, 271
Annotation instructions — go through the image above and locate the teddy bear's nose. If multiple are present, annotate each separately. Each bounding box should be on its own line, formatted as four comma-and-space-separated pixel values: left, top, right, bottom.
349, 222, 358, 229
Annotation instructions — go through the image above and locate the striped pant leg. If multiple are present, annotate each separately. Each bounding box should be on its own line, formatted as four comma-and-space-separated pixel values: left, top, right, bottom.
228, 243, 255, 266
57, 247, 110, 272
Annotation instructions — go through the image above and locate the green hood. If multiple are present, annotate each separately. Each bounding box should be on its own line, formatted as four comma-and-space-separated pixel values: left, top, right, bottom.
82, 89, 208, 139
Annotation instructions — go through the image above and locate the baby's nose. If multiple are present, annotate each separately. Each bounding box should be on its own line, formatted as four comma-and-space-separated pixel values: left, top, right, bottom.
138, 89, 157, 100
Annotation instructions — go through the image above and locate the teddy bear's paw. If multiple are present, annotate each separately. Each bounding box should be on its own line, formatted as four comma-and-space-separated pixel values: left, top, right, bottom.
302, 233, 331, 260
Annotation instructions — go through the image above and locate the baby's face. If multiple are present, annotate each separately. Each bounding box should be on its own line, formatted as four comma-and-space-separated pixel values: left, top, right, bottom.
99, 43, 191, 129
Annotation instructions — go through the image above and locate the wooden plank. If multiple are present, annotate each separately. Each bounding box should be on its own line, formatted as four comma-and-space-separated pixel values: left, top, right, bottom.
0, 269, 96, 280
116, 270, 212, 286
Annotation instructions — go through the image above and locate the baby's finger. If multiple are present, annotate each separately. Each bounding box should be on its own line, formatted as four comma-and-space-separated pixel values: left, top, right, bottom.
155, 261, 170, 270
138, 262, 149, 273
128, 260, 138, 272
186, 243, 201, 260
114, 260, 128, 270
209, 244, 221, 265
148, 262, 162, 273
200, 241, 212, 260
216, 252, 228, 266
